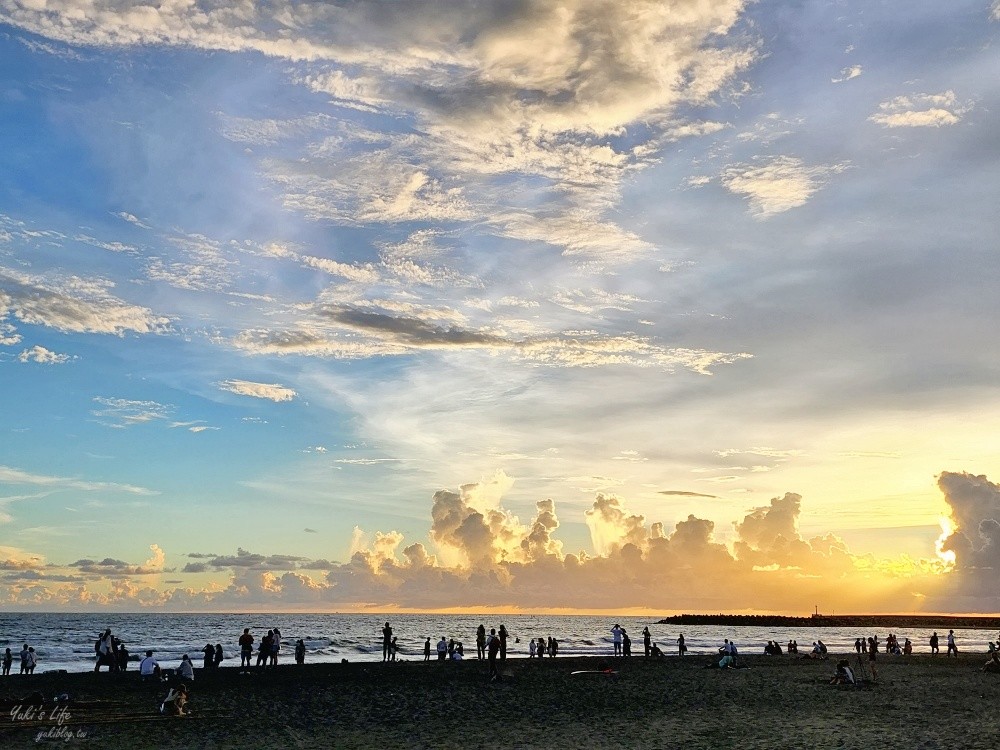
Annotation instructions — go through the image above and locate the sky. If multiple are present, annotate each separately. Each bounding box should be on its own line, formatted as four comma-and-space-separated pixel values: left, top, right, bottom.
1, 0, 999, 614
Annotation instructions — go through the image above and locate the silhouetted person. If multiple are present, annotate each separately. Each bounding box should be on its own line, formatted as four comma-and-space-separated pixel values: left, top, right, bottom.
642, 627, 651, 657
295, 639, 305, 665
239, 629, 254, 672
929, 631, 939, 654
382, 622, 393, 662
678, 633, 686, 656
477, 624, 486, 660
424, 638, 431, 661
611, 624, 622, 656
214, 643, 224, 668
118, 643, 129, 672
488, 628, 501, 681
947, 630, 958, 657
203, 643, 215, 670
498, 624, 509, 661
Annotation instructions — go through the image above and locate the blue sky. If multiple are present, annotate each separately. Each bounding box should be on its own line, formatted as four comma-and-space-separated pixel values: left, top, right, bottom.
1, 1, 999, 613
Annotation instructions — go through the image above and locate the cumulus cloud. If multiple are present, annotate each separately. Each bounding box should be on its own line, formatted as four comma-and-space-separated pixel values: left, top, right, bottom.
218, 379, 297, 402
938, 471, 1000, 568
17, 345, 72, 364
721, 156, 849, 218
869, 91, 969, 128
0, 267, 170, 337
0, 472, 976, 611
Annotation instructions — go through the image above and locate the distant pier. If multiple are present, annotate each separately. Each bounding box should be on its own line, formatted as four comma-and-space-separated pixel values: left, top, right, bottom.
657, 614, 1000, 629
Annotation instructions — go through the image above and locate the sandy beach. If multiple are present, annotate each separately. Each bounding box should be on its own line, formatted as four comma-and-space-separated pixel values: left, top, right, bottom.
3, 653, 999, 749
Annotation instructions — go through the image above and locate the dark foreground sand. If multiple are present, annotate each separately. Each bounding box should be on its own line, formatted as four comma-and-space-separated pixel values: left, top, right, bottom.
3, 653, 1000, 749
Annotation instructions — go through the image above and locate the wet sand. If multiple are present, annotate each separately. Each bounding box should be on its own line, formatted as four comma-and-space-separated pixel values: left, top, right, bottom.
3, 653, 999, 749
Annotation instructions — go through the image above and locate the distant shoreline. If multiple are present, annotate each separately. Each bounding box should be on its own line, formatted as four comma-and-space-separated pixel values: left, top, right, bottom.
657, 614, 1000, 629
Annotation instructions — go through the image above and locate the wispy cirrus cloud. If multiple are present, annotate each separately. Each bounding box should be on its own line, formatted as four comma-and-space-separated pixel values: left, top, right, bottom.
218, 379, 297, 402
0, 465, 157, 496
91, 397, 172, 428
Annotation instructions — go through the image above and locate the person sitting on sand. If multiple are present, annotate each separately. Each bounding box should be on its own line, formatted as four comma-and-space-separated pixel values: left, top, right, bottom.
178, 654, 195, 682
982, 652, 1000, 674
139, 650, 160, 681
830, 659, 855, 685
161, 683, 190, 716
650, 643, 665, 658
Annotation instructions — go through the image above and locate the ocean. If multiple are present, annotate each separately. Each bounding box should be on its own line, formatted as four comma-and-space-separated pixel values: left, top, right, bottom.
1, 612, 996, 674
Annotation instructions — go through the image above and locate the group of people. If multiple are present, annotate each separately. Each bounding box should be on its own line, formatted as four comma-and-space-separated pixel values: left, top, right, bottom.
94, 628, 130, 672
237, 627, 304, 671
2, 645, 37, 675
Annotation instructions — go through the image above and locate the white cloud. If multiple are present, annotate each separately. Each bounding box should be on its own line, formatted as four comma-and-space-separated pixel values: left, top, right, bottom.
721, 156, 848, 218
218, 379, 297, 402
0, 465, 157, 496
17, 345, 72, 364
0, 267, 170, 337
869, 91, 969, 128
831, 65, 863, 83
992, 1, 1000, 21
91, 397, 172, 428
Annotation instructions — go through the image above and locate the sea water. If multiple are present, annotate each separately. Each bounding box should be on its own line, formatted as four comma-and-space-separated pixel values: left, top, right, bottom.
0, 612, 995, 674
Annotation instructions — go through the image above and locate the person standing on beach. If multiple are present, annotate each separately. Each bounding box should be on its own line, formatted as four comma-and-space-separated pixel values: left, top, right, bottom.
214, 643, 224, 668
95, 629, 115, 673
611, 624, 622, 656
437, 636, 447, 661
239, 629, 254, 672
295, 639, 306, 665
257, 631, 272, 669
270, 627, 281, 666
947, 630, 958, 657
118, 643, 129, 671
867, 637, 878, 682
382, 622, 393, 662
203, 643, 215, 670
622, 629, 631, 657
498, 624, 509, 661
678, 633, 686, 656
476, 624, 486, 660
929, 631, 939, 654
488, 628, 501, 681
642, 627, 651, 657
2, 647, 12, 675
424, 638, 431, 661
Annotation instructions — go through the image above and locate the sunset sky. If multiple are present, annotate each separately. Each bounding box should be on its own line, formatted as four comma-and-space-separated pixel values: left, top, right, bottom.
2, 1, 999, 613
